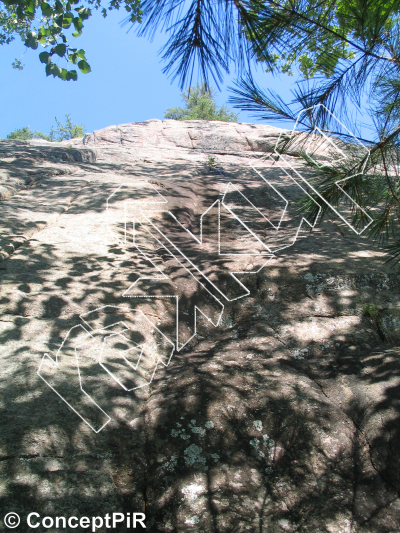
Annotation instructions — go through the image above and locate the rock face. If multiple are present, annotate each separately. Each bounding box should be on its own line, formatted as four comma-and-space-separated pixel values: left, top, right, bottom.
82, 119, 286, 156
1, 119, 400, 533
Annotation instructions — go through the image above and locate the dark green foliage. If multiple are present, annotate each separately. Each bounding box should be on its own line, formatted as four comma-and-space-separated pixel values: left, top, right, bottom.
6, 115, 85, 142
4, 0, 400, 263
224, 0, 400, 265
164, 84, 238, 122
1, 0, 142, 80
50, 114, 85, 141
126, 0, 400, 266
7, 126, 51, 141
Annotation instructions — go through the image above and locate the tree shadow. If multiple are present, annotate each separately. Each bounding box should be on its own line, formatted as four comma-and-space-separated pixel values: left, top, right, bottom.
0, 152, 400, 532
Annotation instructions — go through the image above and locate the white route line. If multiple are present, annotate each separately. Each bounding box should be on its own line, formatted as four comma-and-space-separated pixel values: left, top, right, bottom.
273, 104, 373, 236
39, 106, 374, 432
106, 181, 168, 244
124, 222, 225, 351
38, 324, 112, 434
137, 209, 272, 304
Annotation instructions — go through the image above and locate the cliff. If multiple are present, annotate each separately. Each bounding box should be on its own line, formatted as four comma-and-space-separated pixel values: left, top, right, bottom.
0, 119, 399, 532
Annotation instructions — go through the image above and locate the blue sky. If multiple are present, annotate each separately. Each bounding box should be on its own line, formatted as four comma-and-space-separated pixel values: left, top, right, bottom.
0, 7, 301, 139
0, 7, 372, 140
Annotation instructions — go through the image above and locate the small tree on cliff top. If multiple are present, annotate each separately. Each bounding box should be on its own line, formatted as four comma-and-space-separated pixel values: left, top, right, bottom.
164, 84, 238, 122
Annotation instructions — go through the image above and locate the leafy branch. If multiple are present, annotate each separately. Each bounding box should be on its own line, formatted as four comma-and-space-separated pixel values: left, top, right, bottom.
1, 0, 142, 80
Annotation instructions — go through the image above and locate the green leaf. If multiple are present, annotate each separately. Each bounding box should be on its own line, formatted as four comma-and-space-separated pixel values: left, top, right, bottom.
77, 59, 91, 74
16, 5, 27, 19
68, 52, 78, 64
77, 48, 86, 59
25, 0, 35, 14
41, 2, 53, 16
62, 14, 73, 28
75, 6, 91, 20
66, 69, 78, 81
60, 68, 68, 80
12, 59, 24, 70
72, 17, 83, 31
25, 36, 38, 50
54, 0, 64, 14
55, 14, 64, 26
45, 62, 61, 78
39, 51, 51, 64
51, 23, 62, 34
54, 43, 66, 57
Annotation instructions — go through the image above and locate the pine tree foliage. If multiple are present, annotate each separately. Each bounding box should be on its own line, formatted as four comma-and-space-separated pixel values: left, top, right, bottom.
5, 0, 400, 262
50, 113, 85, 141
127, 0, 400, 266
164, 84, 238, 121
